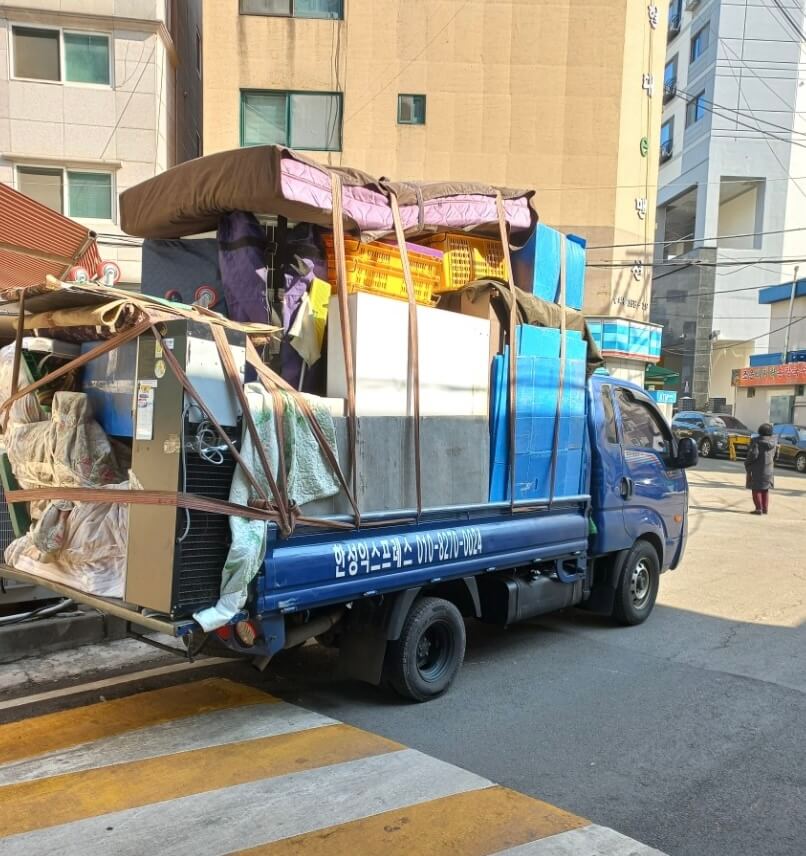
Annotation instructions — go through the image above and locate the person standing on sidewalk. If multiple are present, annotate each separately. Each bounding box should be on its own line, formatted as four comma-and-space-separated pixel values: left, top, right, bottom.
745, 423, 777, 515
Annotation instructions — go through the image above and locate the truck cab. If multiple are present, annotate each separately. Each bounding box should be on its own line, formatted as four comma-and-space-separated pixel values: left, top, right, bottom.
585, 375, 695, 622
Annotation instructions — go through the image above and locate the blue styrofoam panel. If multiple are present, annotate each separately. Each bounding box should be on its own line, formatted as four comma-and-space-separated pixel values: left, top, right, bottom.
511, 224, 586, 311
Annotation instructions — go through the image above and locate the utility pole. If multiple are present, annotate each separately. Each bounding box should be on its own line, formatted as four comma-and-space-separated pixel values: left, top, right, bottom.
782, 265, 799, 364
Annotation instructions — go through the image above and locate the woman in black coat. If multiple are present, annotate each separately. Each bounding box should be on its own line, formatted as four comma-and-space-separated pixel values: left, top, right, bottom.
745, 423, 777, 514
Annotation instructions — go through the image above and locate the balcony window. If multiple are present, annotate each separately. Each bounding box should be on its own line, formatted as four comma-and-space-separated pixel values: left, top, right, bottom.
668, 0, 682, 38
660, 120, 674, 162
690, 22, 709, 63
12, 26, 110, 85
686, 91, 707, 127
17, 167, 113, 220
239, 0, 343, 19
398, 94, 426, 125
241, 90, 342, 151
664, 56, 678, 103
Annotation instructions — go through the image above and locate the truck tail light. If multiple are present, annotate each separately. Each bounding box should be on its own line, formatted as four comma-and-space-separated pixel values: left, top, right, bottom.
235, 620, 258, 647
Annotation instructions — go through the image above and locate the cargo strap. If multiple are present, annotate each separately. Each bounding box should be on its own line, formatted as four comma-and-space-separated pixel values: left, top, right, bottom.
206, 323, 292, 536
330, 172, 361, 527
389, 191, 423, 519
495, 193, 518, 510
244, 338, 361, 524
3, 487, 354, 530
0, 316, 155, 432
548, 239, 568, 509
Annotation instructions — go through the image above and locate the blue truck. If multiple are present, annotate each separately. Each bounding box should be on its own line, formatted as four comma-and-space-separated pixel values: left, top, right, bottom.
192, 374, 698, 701
1, 373, 696, 702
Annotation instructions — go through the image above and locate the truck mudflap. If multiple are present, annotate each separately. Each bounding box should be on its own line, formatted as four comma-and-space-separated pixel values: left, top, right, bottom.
258, 503, 590, 615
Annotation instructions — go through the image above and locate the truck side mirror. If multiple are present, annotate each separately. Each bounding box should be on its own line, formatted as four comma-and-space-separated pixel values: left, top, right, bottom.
675, 437, 698, 469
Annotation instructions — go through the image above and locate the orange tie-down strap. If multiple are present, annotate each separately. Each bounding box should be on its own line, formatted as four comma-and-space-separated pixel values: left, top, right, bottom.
1, 486, 355, 530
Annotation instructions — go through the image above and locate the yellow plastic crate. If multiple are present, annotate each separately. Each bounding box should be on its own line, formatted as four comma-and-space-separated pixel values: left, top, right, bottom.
323, 236, 440, 305
326, 259, 435, 305
421, 232, 507, 293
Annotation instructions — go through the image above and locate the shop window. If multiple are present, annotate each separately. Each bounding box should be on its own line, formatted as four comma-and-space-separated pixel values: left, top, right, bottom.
398, 94, 426, 125
16, 166, 113, 220
12, 26, 110, 85
239, 0, 343, 19
241, 90, 342, 151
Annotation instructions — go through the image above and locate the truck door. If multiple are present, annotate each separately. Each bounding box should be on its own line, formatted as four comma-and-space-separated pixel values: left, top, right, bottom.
612, 386, 687, 565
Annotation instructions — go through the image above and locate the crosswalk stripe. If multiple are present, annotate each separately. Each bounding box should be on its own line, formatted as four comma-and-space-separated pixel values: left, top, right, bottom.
0, 678, 271, 765
230, 785, 587, 856
494, 824, 667, 855
0, 748, 492, 856
0, 702, 336, 786
0, 723, 401, 839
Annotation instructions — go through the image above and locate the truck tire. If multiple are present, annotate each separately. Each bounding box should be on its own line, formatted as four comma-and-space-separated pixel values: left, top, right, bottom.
699, 437, 713, 458
612, 541, 660, 627
385, 597, 466, 702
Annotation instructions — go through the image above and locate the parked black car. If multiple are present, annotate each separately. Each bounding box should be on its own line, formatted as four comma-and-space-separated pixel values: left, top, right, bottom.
671, 411, 729, 458
772, 423, 806, 473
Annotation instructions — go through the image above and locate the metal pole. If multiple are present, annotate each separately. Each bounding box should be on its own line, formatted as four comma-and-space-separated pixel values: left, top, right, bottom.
782, 265, 799, 364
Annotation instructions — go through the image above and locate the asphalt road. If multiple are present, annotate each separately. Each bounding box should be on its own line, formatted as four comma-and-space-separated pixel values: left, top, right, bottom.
2, 458, 803, 855
250, 457, 805, 856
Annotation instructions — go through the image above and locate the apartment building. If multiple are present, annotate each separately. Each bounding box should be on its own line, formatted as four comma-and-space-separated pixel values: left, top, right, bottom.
202, 0, 668, 383
654, 0, 806, 410
0, 1, 202, 288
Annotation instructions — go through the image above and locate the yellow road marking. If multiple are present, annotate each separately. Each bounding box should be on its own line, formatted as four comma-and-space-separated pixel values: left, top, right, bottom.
231, 785, 588, 855
0, 678, 273, 766
0, 723, 402, 838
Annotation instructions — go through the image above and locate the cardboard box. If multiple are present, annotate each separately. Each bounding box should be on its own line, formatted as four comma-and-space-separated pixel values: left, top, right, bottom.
437, 290, 504, 365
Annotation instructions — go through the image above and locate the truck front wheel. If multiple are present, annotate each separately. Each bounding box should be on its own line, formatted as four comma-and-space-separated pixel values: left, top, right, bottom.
385, 597, 466, 702
612, 541, 660, 626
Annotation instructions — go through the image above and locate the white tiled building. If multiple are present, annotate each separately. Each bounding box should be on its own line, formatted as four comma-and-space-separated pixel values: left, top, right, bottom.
0, 1, 201, 287
653, 0, 806, 411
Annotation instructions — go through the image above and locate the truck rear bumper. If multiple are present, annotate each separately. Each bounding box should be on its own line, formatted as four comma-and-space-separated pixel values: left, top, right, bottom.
0, 564, 197, 638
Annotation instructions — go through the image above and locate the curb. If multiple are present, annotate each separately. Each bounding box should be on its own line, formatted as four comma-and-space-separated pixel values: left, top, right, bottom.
0, 610, 128, 664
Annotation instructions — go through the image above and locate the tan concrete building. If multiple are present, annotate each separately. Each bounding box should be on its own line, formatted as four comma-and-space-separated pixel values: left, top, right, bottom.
0, 1, 202, 287
203, 0, 667, 380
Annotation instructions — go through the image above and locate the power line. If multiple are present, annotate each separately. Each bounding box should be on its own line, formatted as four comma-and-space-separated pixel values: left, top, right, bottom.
345, 0, 474, 123
587, 224, 806, 252
769, 0, 806, 43
662, 312, 805, 356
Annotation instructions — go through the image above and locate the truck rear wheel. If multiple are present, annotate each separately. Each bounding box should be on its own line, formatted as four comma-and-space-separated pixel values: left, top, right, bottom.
612, 541, 660, 626
385, 597, 466, 702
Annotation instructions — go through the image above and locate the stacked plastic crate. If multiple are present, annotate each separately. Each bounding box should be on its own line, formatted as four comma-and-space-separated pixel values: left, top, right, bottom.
489, 225, 588, 502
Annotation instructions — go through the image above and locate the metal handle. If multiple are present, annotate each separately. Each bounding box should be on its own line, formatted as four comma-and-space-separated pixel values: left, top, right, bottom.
620, 477, 634, 498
